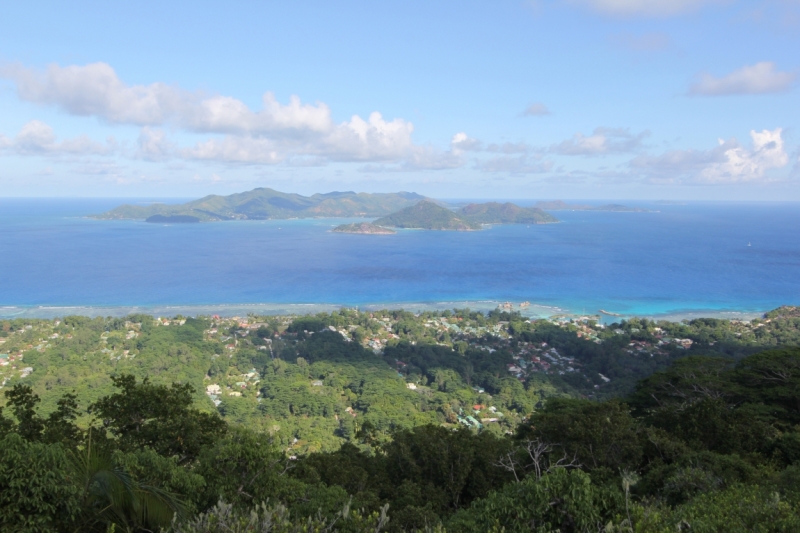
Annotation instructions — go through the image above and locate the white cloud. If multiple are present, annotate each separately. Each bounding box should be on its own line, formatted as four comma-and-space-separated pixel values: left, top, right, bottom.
2, 61, 456, 169
182, 136, 282, 165
566, 0, 725, 17
451, 132, 483, 153
521, 103, 551, 116
2, 120, 114, 156
690, 62, 796, 96
2, 62, 331, 134
551, 127, 649, 156
630, 128, 789, 183
136, 128, 175, 161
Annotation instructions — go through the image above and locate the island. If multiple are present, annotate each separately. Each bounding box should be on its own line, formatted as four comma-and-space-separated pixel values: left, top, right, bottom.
458, 202, 558, 224
145, 214, 201, 223
534, 200, 652, 212
332, 222, 396, 235
93, 187, 430, 221
373, 201, 481, 230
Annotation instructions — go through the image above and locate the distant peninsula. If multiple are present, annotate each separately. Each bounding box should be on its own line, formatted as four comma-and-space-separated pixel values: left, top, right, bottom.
93, 188, 429, 221
374, 201, 481, 231
145, 214, 200, 223
534, 200, 652, 212
332, 222, 396, 235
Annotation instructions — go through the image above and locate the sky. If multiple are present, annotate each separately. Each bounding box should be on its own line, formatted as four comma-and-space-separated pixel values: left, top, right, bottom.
0, 0, 798, 200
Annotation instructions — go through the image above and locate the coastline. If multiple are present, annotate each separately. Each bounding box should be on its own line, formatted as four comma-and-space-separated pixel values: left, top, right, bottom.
0, 300, 768, 322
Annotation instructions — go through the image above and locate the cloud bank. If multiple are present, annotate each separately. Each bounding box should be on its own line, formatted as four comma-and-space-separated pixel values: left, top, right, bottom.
1, 62, 456, 168
690, 62, 796, 96
565, 0, 725, 17
631, 128, 789, 183
0, 120, 115, 156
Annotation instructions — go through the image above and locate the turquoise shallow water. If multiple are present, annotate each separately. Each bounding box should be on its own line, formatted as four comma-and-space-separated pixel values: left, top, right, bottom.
0, 198, 798, 319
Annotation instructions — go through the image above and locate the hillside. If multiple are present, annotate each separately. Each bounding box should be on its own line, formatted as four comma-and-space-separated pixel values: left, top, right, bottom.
92, 188, 428, 221
373, 200, 480, 230
2, 308, 799, 532
458, 202, 559, 224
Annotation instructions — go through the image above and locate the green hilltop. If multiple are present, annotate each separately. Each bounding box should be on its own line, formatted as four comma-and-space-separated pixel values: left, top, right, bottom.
458, 202, 558, 224
373, 200, 481, 230
93, 188, 429, 221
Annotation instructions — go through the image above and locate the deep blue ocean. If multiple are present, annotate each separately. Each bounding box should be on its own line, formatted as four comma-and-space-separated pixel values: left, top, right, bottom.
1, 198, 799, 320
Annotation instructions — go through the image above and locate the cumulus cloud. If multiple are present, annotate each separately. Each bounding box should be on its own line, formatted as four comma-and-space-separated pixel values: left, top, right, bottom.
1, 120, 114, 156
136, 128, 175, 161
690, 62, 796, 96
565, 0, 725, 17
551, 127, 649, 156
451, 132, 483, 153
521, 103, 551, 116
2, 62, 331, 134
630, 128, 789, 183
2, 61, 454, 169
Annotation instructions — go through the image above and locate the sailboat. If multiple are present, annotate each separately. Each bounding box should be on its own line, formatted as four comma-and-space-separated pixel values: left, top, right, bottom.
747, 242, 751, 247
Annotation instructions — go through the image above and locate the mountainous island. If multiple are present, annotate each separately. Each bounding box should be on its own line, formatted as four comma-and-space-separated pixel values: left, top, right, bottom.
458, 202, 558, 224
534, 200, 652, 212
93, 188, 429, 221
332, 222, 396, 234
373, 200, 481, 231
371, 200, 559, 231
93, 187, 668, 232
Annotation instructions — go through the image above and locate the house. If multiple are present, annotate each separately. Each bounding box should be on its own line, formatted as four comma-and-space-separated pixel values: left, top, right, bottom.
311, 380, 323, 387
406, 382, 417, 390
228, 391, 242, 397
206, 384, 221, 395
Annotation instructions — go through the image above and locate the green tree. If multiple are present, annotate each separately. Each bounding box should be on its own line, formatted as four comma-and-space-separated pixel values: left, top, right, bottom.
89, 374, 227, 463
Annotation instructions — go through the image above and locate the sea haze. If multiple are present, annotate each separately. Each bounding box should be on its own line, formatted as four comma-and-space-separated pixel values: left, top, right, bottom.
0, 198, 798, 319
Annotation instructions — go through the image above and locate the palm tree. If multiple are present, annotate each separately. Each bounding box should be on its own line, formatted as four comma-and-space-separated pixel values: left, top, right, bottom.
69, 430, 187, 533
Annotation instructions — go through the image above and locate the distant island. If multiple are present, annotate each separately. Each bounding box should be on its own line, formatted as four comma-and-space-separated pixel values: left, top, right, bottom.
371, 200, 559, 231
534, 200, 652, 212
145, 214, 200, 223
374, 201, 481, 231
93, 188, 429, 221
332, 222, 396, 235
93, 187, 581, 232
458, 202, 558, 224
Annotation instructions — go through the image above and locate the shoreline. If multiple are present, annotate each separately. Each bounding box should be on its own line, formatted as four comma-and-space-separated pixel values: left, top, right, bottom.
0, 300, 768, 322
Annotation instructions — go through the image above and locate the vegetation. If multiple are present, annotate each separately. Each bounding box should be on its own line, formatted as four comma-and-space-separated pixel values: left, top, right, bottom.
373, 201, 480, 231
93, 188, 429, 221
457, 202, 558, 224
373, 201, 561, 231
1, 306, 799, 531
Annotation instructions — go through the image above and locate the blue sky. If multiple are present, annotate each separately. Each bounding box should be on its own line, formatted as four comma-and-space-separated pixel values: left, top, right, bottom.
0, 1, 798, 199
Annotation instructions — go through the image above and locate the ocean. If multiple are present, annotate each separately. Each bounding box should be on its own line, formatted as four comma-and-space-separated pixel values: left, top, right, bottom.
1, 198, 798, 321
